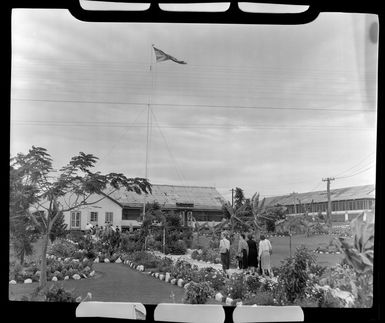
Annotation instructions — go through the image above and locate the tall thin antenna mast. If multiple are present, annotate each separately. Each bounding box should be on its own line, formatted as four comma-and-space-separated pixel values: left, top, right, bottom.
143, 44, 155, 218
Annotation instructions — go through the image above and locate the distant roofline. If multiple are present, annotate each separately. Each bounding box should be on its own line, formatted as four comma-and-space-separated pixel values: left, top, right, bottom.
266, 184, 375, 199
150, 184, 217, 189
102, 184, 224, 208
120, 203, 223, 211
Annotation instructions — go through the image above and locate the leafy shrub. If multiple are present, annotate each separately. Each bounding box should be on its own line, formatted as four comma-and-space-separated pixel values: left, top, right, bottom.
120, 232, 142, 253
246, 275, 262, 293
317, 289, 345, 308
9, 262, 24, 282
48, 239, 77, 258
45, 283, 77, 302
321, 264, 356, 292
170, 260, 194, 281
200, 248, 219, 263
127, 251, 159, 269
147, 239, 162, 252
335, 213, 374, 308
73, 250, 86, 260
196, 267, 227, 292
157, 257, 174, 273
183, 281, 214, 304
224, 273, 248, 299
167, 240, 187, 255
66, 230, 84, 242
278, 246, 316, 303
191, 250, 201, 260
77, 236, 98, 259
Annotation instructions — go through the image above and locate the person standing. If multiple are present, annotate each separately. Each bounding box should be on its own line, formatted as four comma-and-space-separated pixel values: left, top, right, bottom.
258, 234, 272, 276
219, 231, 230, 273
237, 233, 249, 271
246, 233, 258, 274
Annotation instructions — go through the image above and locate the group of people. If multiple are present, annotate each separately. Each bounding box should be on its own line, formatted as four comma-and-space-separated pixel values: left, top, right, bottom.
219, 231, 273, 277
85, 222, 121, 239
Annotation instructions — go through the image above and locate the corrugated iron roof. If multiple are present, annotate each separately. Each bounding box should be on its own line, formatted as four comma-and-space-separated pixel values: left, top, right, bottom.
264, 184, 375, 206
106, 184, 226, 210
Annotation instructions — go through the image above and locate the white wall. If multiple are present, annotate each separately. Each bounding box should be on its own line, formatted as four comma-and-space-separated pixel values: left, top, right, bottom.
63, 194, 122, 230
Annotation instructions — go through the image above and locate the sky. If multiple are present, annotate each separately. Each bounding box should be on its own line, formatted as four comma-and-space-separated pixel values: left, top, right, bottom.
10, 9, 378, 202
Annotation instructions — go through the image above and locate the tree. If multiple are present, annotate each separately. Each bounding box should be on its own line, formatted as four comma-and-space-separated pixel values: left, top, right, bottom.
10, 218, 39, 265
263, 205, 287, 232
214, 191, 287, 236
49, 211, 67, 243
234, 187, 245, 210
9, 165, 40, 265
10, 146, 152, 288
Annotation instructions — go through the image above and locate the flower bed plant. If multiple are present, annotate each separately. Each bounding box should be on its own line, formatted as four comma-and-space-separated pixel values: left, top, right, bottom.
195, 267, 227, 292
9, 255, 94, 283
170, 260, 196, 281
191, 248, 220, 264
183, 281, 215, 304
156, 257, 174, 273
48, 239, 78, 258
223, 273, 248, 300
125, 251, 160, 270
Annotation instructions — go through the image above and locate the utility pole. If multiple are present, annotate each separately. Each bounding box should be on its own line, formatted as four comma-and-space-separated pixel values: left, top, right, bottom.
292, 192, 297, 214
322, 177, 335, 229
231, 188, 234, 208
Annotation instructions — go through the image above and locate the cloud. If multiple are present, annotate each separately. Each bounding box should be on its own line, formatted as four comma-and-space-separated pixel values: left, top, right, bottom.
11, 10, 377, 199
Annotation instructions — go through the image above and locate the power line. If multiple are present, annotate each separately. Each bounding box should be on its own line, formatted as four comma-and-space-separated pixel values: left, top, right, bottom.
333, 151, 376, 177
11, 97, 376, 113
334, 160, 376, 178
335, 165, 375, 180
13, 57, 377, 76
11, 119, 375, 132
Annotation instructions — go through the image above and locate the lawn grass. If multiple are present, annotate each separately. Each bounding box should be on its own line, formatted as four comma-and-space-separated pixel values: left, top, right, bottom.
9, 263, 186, 303
268, 234, 345, 267
193, 232, 347, 268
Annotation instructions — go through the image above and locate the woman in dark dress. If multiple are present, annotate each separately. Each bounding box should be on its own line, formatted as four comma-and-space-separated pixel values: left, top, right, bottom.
247, 233, 259, 274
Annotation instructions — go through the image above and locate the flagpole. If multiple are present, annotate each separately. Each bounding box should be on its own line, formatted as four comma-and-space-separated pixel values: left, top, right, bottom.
143, 44, 155, 219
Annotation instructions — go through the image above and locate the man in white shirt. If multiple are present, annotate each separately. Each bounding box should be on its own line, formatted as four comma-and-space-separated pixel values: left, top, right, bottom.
219, 231, 230, 273
85, 222, 93, 232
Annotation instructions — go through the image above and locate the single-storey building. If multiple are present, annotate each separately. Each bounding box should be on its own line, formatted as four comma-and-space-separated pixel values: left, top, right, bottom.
263, 184, 375, 222
63, 184, 226, 231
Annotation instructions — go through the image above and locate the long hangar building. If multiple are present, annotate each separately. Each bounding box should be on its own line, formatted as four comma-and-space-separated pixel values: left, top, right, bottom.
263, 184, 375, 222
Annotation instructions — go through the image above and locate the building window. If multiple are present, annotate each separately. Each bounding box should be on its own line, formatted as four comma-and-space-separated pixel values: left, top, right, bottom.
105, 212, 113, 223
332, 202, 337, 211
90, 212, 98, 222
122, 208, 141, 220
322, 203, 327, 212
71, 211, 81, 228
338, 201, 344, 211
